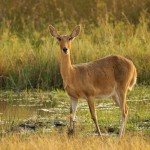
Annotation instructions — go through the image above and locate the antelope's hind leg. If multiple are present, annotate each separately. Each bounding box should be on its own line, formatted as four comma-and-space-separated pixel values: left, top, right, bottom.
114, 90, 128, 138
120, 102, 128, 138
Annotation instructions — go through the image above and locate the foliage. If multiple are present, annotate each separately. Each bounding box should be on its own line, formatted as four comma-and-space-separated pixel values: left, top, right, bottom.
0, 18, 150, 89
0, 1, 150, 89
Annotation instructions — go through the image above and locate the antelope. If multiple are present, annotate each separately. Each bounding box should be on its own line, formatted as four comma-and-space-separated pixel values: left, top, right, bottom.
49, 25, 137, 137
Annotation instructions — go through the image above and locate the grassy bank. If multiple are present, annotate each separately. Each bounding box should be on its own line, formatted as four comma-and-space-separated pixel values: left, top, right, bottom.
0, 17, 150, 89
0, 133, 150, 150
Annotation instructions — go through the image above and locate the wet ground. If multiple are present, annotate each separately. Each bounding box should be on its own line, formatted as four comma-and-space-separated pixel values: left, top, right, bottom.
0, 88, 150, 135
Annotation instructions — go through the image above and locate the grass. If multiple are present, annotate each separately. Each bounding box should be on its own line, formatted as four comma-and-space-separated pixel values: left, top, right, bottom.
0, 0, 150, 30
0, 86, 150, 134
0, 132, 150, 150
0, 1, 150, 149
0, 17, 150, 89
0, 86, 150, 149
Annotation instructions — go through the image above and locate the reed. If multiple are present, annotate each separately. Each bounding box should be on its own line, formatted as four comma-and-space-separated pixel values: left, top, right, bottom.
0, 0, 150, 89
0, 17, 150, 89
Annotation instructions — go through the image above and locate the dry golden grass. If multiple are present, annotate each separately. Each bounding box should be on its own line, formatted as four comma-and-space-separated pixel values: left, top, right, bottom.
0, 18, 150, 89
0, 133, 150, 150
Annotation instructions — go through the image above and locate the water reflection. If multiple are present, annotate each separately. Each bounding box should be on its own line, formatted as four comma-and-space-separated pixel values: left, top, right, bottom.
0, 90, 150, 134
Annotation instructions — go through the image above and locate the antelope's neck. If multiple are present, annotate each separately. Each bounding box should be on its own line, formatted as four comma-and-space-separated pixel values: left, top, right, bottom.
60, 53, 73, 84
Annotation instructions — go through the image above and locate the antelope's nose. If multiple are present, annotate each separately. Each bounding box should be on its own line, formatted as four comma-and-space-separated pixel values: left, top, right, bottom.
62, 47, 68, 53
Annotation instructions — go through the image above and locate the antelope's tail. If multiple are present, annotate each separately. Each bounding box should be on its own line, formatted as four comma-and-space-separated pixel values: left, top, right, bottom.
129, 67, 137, 91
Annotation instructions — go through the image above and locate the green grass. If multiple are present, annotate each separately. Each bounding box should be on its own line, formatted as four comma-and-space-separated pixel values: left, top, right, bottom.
0, 18, 150, 89
0, 1, 149, 149
0, 1, 150, 90
0, 86, 149, 150
0, 0, 150, 30
0, 86, 150, 135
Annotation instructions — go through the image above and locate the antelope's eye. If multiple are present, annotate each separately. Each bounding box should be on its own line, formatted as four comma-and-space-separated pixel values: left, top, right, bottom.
57, 37, 61, 41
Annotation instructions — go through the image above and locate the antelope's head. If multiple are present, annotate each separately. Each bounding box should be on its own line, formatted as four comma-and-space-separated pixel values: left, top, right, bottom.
49, 25, 80, 55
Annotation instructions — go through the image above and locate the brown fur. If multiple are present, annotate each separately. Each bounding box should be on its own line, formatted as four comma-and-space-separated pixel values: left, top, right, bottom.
49, 25, 137, 137
64, 55, 136, 99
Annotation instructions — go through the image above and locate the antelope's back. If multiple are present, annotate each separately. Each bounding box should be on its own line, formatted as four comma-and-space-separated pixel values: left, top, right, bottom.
73, 55, 136, 92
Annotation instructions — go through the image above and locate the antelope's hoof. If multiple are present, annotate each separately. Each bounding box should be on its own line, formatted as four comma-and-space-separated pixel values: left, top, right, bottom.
97, 131, 102, 136
68, 128, 74, 135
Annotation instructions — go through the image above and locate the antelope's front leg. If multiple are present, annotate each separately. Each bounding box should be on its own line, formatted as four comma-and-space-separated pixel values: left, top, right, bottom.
69, 97, 78, 135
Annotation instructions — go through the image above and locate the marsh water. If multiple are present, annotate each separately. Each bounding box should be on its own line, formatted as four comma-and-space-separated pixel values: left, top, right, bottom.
0, 89, 150, 135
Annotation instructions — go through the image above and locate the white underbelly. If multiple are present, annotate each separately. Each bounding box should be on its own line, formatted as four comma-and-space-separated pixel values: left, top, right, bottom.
94, 87, 116, 99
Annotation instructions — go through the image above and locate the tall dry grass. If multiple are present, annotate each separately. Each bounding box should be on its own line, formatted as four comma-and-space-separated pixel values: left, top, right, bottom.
0, 0, 150, 31
0, 15, 150, 89
0, 0, 150, 89
0, 133, 150, 150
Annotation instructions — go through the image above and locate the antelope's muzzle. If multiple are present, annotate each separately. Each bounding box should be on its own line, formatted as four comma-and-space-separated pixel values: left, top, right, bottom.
62, 47, 68, 54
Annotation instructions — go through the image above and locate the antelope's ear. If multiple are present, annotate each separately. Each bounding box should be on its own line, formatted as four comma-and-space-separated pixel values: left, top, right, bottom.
69, 25, 81, 40
49, 25, 60, 39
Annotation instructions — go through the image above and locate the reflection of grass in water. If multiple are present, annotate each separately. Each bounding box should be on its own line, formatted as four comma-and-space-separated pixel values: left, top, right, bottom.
0, 103, 37, 131
0, 86, 150, 135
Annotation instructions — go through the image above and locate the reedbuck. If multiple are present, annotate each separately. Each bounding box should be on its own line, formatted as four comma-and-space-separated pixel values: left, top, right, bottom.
49, 25, 137, 137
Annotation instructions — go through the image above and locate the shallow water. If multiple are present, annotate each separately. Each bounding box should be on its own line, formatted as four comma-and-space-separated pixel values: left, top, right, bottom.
0, 90, 150, 134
